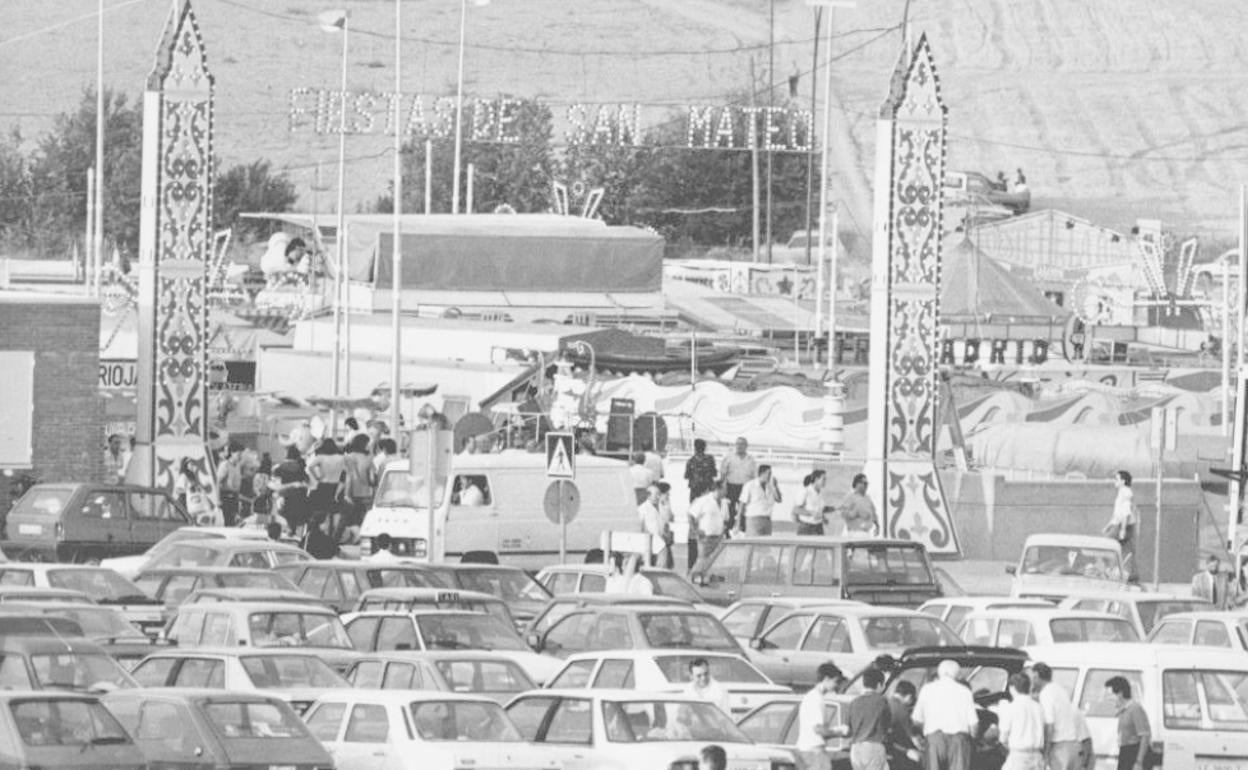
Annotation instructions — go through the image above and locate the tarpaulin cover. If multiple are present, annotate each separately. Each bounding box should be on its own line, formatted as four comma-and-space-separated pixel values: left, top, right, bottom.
942, 237, 1068, 321
339, 215, 661, 293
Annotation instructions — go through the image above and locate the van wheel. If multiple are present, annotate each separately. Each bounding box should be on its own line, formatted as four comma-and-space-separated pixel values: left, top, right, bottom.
460, 550, 499, 565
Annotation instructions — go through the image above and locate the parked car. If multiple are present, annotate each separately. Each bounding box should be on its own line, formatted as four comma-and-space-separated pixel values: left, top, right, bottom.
274, 560, 443, 613
736, 693, 848, 761
138, 539, 311, 572
1146, 610, 1248, 651
133, 566, 302, 613
129, 648, 350, 714
343, 651, 537, 704
343, 609, 561, 684
1056, 591, 1208, 637
163, 601, 357, 671
547, 650, 789, 717
1023, 643, 1248, 769
526, 594, 695, 637
103, 689, 333, 770
527, 603, 743, 661
0, 565, 163, 634
346, 586, 517, 628
690, 536, 942, 608
7, 601, 160, 669
102, 526, 274, 579
1008, 534, 1131, 601
307, 690, 562, 770
0, 692, 146, 770
917, 596, 1053, 629
2, 483, 190, 562
535, 564, 707, 607
180, 587, 330, 609
0, 608, 85, 637
746, 605, 961, 690
0, 586, 94, 604
719, 597, 866, 646
956, 608, 1139, 648
505, 689, 798, 770
405, 563, 553, 628
0, 635, 137, 692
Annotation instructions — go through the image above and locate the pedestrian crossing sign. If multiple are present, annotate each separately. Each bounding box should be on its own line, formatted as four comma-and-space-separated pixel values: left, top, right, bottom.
545, 432, 575, 479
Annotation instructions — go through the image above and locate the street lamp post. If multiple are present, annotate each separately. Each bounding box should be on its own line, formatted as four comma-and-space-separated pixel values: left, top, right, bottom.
320, 9, 350, 437
391, 0, 403, 435
451, 0, 490, 215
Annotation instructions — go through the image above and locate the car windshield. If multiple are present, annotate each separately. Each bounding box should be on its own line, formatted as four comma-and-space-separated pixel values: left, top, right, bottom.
374, 569, 445, 588
645, 574, 701, 602
1049, 618, 1139, 643
10, 698, 130, 746
655, 655, 768, 685
240, 655, 347, 688
1021, 546, 1122, 580
375, 471, 436, 509
30, 652, 134, 691
410, 700, 522, 741
639, 613, 739, 652
202, 701, 309, 739
601, 700, 749, 743
218, 573, 294, 591
248, 612, 353, 649
415, 614, 527, 651
455, 569, 551, 603
55, 608, 145, 639
145, 545, 221, 569
859, 616, 960, 650
46, 569, 146, 601
845, 545, 935, 585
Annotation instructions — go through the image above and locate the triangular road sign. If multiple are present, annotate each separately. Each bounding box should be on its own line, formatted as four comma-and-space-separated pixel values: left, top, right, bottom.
546, 432, 575, 479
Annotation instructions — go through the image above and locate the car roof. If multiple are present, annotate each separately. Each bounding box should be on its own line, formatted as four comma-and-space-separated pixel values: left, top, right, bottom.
436, 564, 527, 573
1024, 642, 1248, 666
0, 586, 93, 598
105, 687, 285, 703
352, 609, 490, 618
137, 566, 276, 576
358, 587, 501, 602
176, 601, 337, 614
548, 593, 693, 606
776, 605, 931, 619
281, 560, 423, 571
1, 564, 120, 574
173, 526, 269, 538
535, 688, 710, 702
563, 603, 709, 615
166, 539, 307, 553
1020, 534, 1121, 550
730, 597, 865, 609
718, 536, 925, 548
962, 608, 1126, 622
352, 650, 518, 664
140, 647, 333, 660
0, 691, 105, 703
1058, 591, 1202, 603
540, 565, 682, 576
0, 635, 110, 653
1152, 611, 1248, 622
921, 597, 1052, 608
318, 688, 501, 705
561, 649, 744, 663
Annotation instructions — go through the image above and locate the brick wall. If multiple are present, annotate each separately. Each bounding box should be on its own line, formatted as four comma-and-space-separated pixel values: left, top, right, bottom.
0, 297, 102, 518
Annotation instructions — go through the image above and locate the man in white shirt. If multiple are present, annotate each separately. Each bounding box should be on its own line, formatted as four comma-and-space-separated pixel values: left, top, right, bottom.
999, 673, 1046, 770
689, 482, 726, 574
629, 452, 657, 502
1031, 662, 1083, 770
738, 465, 780, 536
605, 553, 653, 595
682, 658, 731, 715
637, 484, 671, 567
796, 663, 846, 770
912, 660, 978, 770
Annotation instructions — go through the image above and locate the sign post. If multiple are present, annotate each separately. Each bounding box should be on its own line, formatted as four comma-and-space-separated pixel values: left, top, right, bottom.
1150, 407, 1177, 589
545, 433, 577, 562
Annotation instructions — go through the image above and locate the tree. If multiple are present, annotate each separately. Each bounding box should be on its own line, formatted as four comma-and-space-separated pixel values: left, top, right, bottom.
214, 159, 298, 241
372, 96, 555, 214
0, 129, 33, 252
27, 88, 142, 257
560, 141, 654, 225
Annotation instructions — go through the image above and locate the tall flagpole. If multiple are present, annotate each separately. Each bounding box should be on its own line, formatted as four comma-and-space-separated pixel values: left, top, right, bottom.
94, 0, 106, 297
329, 11, 350, 435
390, 0, 403, 433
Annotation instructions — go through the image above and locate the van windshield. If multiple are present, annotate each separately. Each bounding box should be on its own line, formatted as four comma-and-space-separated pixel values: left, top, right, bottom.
375, 471, 441, 509
845, 545, 934, 585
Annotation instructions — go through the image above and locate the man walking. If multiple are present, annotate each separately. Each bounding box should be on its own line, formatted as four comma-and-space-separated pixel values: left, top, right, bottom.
690, 481, 726, 573
844, 668, 891, 770
912, 660, 978, 770
719, 437, 757, 533
216, 441, 245, 527
739, 465, 781, 536
838, 474, 878, 535
1032, 662, 1083, 770
103, 433, 131, 485
1105, 676, 1151, 770
999, 673, 1046, 770
638, 483, 671, 568
683, 658, 731, 715
1191, 555, 1231, 608
1103, 470, 1138, 580
685, 439, 718, 501
796, 663, 845, 770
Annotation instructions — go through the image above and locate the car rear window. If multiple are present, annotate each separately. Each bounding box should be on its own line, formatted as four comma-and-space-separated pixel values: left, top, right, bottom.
1049, 618, 1139, 643
845, 545, 934, 585
202, 701, 308, 739
10, 698, 130, 746
11, 489, 72, 519
655, 655, 767, 684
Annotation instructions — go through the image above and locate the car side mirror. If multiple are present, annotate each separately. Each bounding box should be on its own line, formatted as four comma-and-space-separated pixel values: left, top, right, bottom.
1005, 565, 1017, 575
749, 637, 765, 650
525, 632, 543, 651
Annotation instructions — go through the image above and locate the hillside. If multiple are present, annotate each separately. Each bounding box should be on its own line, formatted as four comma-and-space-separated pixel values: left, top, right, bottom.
4, 0, 1248, 249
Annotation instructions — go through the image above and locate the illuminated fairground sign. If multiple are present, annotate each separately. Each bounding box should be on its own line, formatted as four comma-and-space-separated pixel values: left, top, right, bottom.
288, 89, 816, 152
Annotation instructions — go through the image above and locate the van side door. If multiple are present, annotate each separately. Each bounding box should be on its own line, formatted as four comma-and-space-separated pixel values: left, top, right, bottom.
73, 487, 131, 557
447, 472, 499, 558
127, 490, 187, 554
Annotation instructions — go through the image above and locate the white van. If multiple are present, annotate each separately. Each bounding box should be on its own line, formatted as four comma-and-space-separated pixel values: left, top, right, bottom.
1025, 642, 1248, 769
360, 454, 637, 567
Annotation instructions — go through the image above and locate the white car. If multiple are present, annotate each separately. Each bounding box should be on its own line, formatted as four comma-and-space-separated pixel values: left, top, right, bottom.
342, 651, 538, 704
129, 647, 350, 714
917, 596, 1052, 629
719, 597, 866, 646
535, 564, 713, 611
101, 526, 273, 579
1007, 534, 1131, 601
546, 650, 790, 717
0, 564, 163, 634
163, 600, 358, 671
506, 689, 799, 770
957, 608, 1139, 647
746, 604, 961, 690
343, 609, 563, 684
1147, 611, 1248, 651
1057, 592, 1209, 637
305, 689, 561, 770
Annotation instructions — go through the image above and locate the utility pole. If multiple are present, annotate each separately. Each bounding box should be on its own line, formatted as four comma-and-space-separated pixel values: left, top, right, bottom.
803, 9, 822, 268
749, 57, 761, 263
765, 0, 776, 264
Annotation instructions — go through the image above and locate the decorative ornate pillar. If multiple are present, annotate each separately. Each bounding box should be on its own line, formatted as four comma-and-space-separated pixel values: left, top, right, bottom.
132, 0, 214, 492
863, 34, 960, 555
